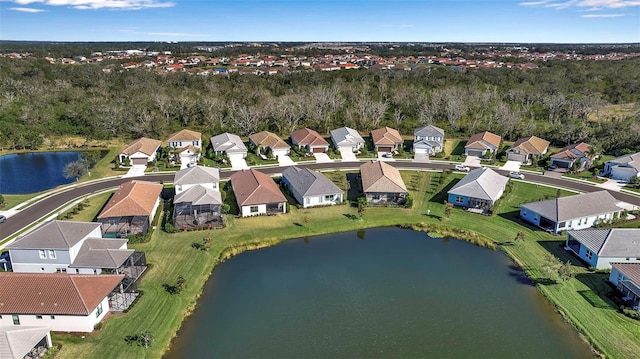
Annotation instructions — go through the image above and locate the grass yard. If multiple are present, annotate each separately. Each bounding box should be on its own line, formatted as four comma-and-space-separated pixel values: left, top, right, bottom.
58, 192, 113, 222
79, 147, 124, 182
52, 171, 640, 359
1, 193, 41, 210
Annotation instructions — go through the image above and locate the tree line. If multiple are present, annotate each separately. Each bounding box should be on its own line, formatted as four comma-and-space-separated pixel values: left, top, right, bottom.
0, 57, 639, 155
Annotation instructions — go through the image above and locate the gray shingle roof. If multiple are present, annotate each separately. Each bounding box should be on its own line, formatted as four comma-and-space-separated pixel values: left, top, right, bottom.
448, 167, 508, 201
521, 191, 621, 222
7, 221, 101, 250
0, 326, 50, 359
330, 127, 365, 147
414, 125, 444, 137
209, 133, 247, 154
568, 229, 640, 257
608, 152, 640, 170
282, 166, 342, 197
174, 166, 220, 186
174, 184, 222, 205
69, 238, 133, 269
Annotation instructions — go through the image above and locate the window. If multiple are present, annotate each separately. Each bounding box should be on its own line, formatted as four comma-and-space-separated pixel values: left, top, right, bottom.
39, 250, 46, 259
250, 206, 259, 213
50, 315, 55, 320
49, 250, 56, 259
176, 185, 182, 192
12, 315, 20, 325
96, 303, 103, 318
585, 250, 593, 260
305, 198, 310, 205
372, 194, 380, 200
36, 315, 43, 319
455, 196, 464, 203
324, 194, 335, 201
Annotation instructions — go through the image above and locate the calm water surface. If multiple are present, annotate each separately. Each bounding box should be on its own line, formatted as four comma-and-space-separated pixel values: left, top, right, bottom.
165, 227, 593, 359
0, 151, 85, 194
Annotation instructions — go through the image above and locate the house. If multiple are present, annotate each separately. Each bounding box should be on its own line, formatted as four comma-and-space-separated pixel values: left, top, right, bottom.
290, 128, 329, 153
118, 137, 161, 165
360, 161, 408, 205
550, 142, 591, 169
506, 136, 550, 163
0, 273, 124, 332
330, 127, 365, 153
0, 326, 52, 359
7, 220, 146, 278
565, 229, 640, 269
519, 191, 622, 233
167, 129, 202, 149
173, 166, 222, 229
609, 263, 640, 312
603, 152, 640, 181
464, 131, 501, 157
447, 167, 509, 211
413, 125, 445, 156
282, 166, 343, 208
209, 133, 248, 160
230, 169, 287, 217
97, 180, 163, 237
371, 127, 403, 154
248, 131, 290, 158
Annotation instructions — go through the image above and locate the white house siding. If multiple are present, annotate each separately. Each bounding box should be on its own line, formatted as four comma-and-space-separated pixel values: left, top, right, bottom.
150, 197, 161, 223
595, 256, 640, 270
558, 213, 616, 232
241, 204, 267, 217
170, 140, 201, 149
302, 194, 342, 208
0, 297, 110, 332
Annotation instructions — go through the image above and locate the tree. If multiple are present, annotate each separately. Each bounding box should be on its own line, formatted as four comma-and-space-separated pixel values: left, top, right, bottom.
515, 231, 525, 243
64, 160, 88, 181
558, 260, 574, 282
444, 201, 454, 218
357, 196, 367, 219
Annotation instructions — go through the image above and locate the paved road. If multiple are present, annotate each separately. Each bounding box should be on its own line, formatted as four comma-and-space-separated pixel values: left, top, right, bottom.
2, 161, 639, 243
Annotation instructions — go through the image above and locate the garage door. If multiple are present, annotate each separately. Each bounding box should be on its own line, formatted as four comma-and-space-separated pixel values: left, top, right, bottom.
466, 150, 483, 157
132, 158, 148, 165
228, 153, 245, 160
507, 153, 527, 162
378, 146, 392, 153
312, 147, 326, 153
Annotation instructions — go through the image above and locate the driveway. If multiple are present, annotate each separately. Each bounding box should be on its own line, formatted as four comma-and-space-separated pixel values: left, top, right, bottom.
124, 165, 146, 178
463, 156, 481, 167
596, 179, 627, 192
180, 154, 197, 169
229, 156, 249, 170
377, 152, 395, 161
338, 147, 357, 161
413, 153, 429, 163
277, 155, 295, 166
500, 160, 522, 172
313, 153, 333, 163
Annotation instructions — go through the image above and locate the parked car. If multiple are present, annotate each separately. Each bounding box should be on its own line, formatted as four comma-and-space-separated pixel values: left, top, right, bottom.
0, 215, 6, 224
454, 164, 470, 172
548, 164, 557, 171
509, 171, 525, 179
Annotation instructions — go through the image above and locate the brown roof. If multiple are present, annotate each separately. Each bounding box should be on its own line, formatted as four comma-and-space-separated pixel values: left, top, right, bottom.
0, 273, 123, 316
230, 169, 286, 206
371, 127, 403, 146
465, 131, 501, 150
121, 137, 161, 156
611, 263, 640, 285
97, 180, 163, 219
249, 131, 290, 150
360, 161, 407, 193
167, 129, 201, 142
551, 142, 590, 160
509, 136, 550, 155
290, 128, 329, 147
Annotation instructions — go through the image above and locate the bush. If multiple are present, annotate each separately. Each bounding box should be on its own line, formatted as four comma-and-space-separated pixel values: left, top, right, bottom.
621, 306, 640, 320
404, 193, 414, 208
124, 331, 153, 348
94, 322, 103, 330
164, 222, 177, 233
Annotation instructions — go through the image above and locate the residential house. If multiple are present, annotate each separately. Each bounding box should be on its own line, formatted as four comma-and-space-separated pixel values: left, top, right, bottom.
209, 132, 247, 161
282, 166, 343, 208
371, 127, 403, 154
565, 229, 640, 269
290, 128, 329, 153
506, 136, 550, 163
519, 191, 622, 233
603, 152, 640, 181
550, 142, 591, 169
118, 137, 161, 165
413, 125, 445, 156
230, 169, 287, 217
609, 263, 640, 312
360, 161, 408, 205
167, 129, 202, 165
97, 180, 163, 237
330, 127, 365, 153
248, 131, 290, 158
0, 273, 124, 332
447, 167, 509, 211
0, 326, 52, 359
464, 131, 501, 157
7, 220, 146, 278
173, 166, 223, 228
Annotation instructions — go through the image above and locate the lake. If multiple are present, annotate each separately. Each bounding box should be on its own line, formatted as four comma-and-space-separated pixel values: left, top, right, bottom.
165, 227, 593, 359
0, 151, 85, 194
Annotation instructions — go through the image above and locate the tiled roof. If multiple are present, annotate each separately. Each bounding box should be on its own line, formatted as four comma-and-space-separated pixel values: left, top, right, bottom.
8, 221, 101, 250
0, 327, 50, 359
551, 142, 590, 160
465, 131, 501, 150
0, 273, 123, 315
509, 136, 550, 155
448, 167, 508, 201
282, 166, 342, 197
120, 137, 162, 157
611, 262, 640, 286
230, 169, 286, 206
330, 127, 365, 146
210, 133, 247, 154
69, 238, 133, 269
521, 191, 620, 222
174, 184, 222, 205
414, 125, 445, 137
371, 127, 403, 146
167, 129, 201, 142
249, 131, 290, 150
97, 180, 163, 219
290, 128, 329, 147
360, 161, 407, 193
174, 166, 220, 186
568, 229, 640, 257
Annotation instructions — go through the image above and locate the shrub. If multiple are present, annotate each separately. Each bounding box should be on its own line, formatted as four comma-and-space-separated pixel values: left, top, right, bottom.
404, 193, 414, 208
94, 322, 103, 331
124, 331, 153, 348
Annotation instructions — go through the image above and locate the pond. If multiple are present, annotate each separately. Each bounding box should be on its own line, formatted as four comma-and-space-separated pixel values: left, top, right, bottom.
0, 151, 86, 194
165, 227, 593, 359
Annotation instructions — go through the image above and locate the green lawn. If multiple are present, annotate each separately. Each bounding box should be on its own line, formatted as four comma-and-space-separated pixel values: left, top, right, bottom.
1, 193, 41, 210
52, 171, 640, 359
58, 192, 113, 222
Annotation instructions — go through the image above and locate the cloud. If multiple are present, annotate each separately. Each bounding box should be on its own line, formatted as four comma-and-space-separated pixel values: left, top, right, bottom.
519, 0, 551, 5
9, 6, 46, 12
581, 12, 626, 16
519, 0, 640, 9
10, 0, 174, 10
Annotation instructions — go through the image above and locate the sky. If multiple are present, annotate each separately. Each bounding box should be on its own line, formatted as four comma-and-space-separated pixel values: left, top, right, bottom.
1, 0, 639, 43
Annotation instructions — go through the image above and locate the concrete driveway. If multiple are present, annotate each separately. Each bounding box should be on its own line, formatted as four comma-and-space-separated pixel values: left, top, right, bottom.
277, 155, 295, 166
500, 160, 522, 172
180, 154, 198, 169
229, 156, 248, 170
124, 165, 147, 178
596, 179, 627, 192
463, 156, 481, 167
338, 147, 357, 161
413, 153, 430, 162
377, 152, 395, 161
313, 153, 333, 163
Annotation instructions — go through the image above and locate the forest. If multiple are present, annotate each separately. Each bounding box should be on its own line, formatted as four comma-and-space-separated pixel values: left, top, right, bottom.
0, 56, 639, 155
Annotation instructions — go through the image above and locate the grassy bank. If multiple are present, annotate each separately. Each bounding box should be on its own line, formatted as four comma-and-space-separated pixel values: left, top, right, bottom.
53, 171, 640, 359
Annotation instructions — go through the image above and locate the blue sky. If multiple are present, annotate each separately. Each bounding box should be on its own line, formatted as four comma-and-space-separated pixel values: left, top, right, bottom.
1, 0, 639, 43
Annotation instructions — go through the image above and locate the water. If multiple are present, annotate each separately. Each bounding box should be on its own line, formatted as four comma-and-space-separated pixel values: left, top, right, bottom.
165, 227, 593, 359
0, 151, 86, 194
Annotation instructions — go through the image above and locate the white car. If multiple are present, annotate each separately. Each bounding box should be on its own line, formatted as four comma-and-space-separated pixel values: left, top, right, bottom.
509, 171, 525, 179
454, 164, 470, 172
